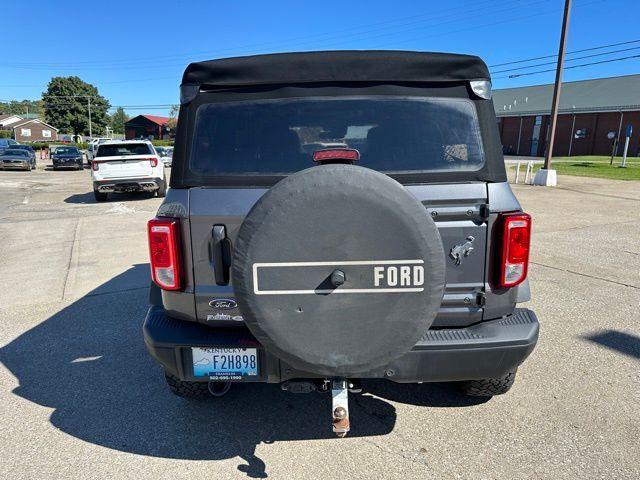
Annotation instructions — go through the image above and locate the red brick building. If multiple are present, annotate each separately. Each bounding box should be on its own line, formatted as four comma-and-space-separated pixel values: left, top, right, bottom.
494, 74, 640, 157
124, 114, 172, 140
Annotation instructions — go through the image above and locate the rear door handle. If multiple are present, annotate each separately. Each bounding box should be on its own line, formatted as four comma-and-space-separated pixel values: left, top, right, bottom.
212, 225, 232, 285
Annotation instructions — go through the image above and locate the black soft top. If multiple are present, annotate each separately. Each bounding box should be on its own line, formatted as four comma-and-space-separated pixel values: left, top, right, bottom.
181, 50, 490, 88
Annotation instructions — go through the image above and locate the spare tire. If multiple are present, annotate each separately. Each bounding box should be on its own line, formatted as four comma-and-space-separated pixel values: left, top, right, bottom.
232, 164, 445, 377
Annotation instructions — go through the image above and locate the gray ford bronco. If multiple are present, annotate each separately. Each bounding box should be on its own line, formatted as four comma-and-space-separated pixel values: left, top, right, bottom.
143, 51, 538, 436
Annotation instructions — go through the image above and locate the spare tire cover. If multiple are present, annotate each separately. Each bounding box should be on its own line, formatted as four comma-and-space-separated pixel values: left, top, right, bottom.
232, 164, 445, 377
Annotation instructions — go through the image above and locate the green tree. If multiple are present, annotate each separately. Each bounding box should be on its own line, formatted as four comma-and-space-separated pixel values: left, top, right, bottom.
167, 104, 179, 131
42, 76, 110, 136
0, 99, 43, 116
110, 107, 129, 134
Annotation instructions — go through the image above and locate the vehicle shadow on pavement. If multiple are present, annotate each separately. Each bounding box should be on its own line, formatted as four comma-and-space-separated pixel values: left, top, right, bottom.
583, 330, 640, 360
363, 380, 489, 407
0, 264, 399, 478
64, 192, 153, 204
43, 166, 84, 172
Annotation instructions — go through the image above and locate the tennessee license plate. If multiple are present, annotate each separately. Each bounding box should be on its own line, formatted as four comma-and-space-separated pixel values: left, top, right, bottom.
192, 347, 258, 380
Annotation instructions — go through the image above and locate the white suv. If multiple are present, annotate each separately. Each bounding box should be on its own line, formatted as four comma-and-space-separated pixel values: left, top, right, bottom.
91, 140, 166, 202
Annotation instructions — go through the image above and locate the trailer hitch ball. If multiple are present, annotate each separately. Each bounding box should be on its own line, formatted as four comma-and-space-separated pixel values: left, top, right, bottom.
331, 379, 350, 437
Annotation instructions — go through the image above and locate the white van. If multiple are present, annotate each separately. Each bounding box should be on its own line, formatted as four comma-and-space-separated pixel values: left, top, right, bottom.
91, 140, 166, 202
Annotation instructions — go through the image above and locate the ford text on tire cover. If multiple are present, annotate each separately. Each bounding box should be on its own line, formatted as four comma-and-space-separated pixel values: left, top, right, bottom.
142, 51, 539, 437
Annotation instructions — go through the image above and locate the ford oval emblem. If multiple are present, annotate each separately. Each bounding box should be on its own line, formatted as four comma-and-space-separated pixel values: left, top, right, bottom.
209, 298, 237, 309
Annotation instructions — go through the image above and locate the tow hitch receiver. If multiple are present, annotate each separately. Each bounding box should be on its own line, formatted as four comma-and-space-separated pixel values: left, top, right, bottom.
331, 379, 350, 437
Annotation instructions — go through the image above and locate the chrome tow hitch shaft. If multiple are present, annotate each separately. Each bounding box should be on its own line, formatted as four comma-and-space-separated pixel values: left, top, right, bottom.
331, 379, 350, 437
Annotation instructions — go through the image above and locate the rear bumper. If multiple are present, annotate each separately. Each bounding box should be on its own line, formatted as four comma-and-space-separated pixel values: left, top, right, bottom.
93, 177, 162, 193
143, 307, 539, 383
53, 158, 82, 168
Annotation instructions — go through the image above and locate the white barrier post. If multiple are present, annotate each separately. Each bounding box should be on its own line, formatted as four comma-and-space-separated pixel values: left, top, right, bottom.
525, 161, 533, 184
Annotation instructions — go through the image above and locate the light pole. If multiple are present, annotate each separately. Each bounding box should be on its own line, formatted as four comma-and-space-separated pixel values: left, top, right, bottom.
534, 0, 572, 186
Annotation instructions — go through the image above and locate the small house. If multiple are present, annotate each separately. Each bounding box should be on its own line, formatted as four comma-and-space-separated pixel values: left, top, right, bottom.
12, 119, 58, 142
0, 114, 25, 129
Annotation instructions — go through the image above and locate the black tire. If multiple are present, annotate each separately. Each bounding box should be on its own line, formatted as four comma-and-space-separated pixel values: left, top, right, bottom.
94, 190, 108, 202
164, 371, 209, 398
460, 370, 517, 397
156, 179, 167, 198
52, 166, 58, 171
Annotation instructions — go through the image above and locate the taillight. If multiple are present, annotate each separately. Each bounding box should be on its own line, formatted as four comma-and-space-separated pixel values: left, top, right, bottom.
497, 212, 531, 288
91, 161, 99, 171
313, 148, 360, 163
149, 157, 158, 167
147, 217, 182, 291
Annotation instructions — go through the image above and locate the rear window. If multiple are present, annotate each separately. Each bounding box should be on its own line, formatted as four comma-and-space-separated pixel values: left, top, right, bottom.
97, 143, 152, 157
190, 96, 484, 175
55, 147, 79, 154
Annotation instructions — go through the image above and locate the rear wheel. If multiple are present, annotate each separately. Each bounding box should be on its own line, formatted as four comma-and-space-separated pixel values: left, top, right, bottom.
94, 190, 108, 202
164, 371, 209, 398
156, 179, 167, 198
460, 370, 517, 397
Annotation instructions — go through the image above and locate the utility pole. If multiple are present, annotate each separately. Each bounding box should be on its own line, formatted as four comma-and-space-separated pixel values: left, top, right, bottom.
535, 0, 572, 186
87, 97, 93, 140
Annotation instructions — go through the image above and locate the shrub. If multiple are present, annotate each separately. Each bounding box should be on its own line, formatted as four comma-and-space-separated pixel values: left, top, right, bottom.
151, 139, 174, 147
0, 130, 12, 139
21, 141, 88, 151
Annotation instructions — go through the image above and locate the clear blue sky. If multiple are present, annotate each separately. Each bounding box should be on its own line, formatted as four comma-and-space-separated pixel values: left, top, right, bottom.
1, 0, 638, 116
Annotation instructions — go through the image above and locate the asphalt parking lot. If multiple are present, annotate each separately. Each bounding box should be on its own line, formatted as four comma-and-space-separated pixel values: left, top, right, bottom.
0, 160, 638, 479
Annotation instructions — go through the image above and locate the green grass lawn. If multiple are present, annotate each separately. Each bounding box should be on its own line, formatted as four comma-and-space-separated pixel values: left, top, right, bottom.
515, 156, 640, 181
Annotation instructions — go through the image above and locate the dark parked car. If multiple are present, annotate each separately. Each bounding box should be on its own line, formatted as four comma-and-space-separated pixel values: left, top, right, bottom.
143, 51, 538, 437
0, 138, 18, 155
51, 146, 83, 170
10, 144, 37, 170
0, 148, 33, 171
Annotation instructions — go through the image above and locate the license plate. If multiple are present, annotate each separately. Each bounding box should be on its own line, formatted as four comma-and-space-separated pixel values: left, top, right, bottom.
192, 347, 258, 380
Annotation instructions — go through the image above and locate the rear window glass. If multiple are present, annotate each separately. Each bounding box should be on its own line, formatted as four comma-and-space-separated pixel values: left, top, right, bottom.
55, 147, 79, 154
97, 143, 152, 157
190, 96, 484, 175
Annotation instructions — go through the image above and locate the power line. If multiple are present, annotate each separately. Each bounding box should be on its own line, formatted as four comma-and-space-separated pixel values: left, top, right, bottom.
0, 75, 180, 88
0, 0, 527, 70
0, 0, 607, 88
490, 44, 640, 74
493, 53, 640, 79
366, 0, 603, 49
488, 38, 640, 67
0, 0, 567, 73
